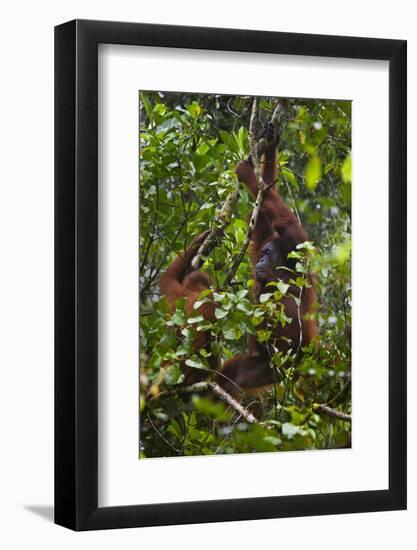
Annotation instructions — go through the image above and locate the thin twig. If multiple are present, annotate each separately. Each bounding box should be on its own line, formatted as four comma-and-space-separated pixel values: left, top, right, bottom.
281, 170, 301, 224
323, 378, 351, 407
214, 412, 244, 454
146, 413, 181, 454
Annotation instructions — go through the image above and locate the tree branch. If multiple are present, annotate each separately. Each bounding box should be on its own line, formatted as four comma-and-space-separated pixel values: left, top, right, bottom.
183, 381, 258, 424
191, 186, 240, 270
313, 403, 351, 422
224, 97, 268, 286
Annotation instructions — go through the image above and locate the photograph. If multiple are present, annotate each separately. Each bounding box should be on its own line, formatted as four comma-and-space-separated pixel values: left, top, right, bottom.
0, 0, 410, 543
139, 91, 352, 458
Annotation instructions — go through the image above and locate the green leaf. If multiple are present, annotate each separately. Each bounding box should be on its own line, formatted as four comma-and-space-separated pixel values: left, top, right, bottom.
171, 310, 186, 325
282, 167, 299, 190
187, 101, 202, 118
257, 330, 272, 342
196, 143, 210, 156
165, 364, 184, 386
223, 327, 240, 340
219, 130, 232, 145
259, 293, 273, 303
236, 301, 252, 314
341, 154, 352, 183
185, 358, 206, 369
215, 308, 228, 320
287, 250, 302, 260
193, 298, 209, 310
153, 103, 167, 115
304, 156, 322, 191
192, 396, 232, 422
188, 315, 204, 324
146, 184, 157, 197
282, 422, 299, 439
181, 327, 193, 338
196, 321, 212, 332
331, 239, 351, 265
263, 435, 281, 446
236, 126, 248, 155
276, 281, 290, 295
210, 340, 222, 355
295, 262, 307, 274
296, 241, 316, 251
140, 93, 153, 120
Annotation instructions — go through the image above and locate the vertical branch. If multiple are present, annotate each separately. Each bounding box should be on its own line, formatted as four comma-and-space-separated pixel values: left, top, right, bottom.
248, 98, 262, 181
224, 98, 267, 286
270, 101, 282, 122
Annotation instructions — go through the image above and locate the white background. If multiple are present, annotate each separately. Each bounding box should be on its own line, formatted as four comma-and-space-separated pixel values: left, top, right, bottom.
0, 1, 414, 548
99, 45, 389, 506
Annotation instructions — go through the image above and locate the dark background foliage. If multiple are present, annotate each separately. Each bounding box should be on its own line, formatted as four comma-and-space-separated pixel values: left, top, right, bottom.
139, 92, 351, 458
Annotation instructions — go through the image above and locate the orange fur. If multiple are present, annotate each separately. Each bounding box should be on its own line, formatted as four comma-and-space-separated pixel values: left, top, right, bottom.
159, 233, 219, 384
160, 125, 318, 399
216, 126, 319, 397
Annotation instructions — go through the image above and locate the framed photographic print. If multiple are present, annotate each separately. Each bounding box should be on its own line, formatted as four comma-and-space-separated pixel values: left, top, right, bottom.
55, 20, 407, 530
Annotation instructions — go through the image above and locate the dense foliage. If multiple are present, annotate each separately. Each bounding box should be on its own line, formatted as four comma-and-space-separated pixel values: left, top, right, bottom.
139, 92, 351, 458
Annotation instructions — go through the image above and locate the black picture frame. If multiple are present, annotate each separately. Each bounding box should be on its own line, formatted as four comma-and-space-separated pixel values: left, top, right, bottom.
55, 19, 407, 531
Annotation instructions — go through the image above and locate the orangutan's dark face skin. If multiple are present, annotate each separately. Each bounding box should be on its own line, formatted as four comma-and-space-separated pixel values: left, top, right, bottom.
255, 237, 282, 283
